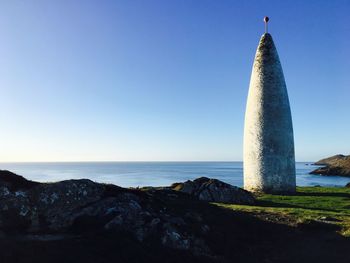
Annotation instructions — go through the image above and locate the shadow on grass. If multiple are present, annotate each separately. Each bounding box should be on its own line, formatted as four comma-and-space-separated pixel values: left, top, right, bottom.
255, 199, 342, 213
293, 191, 350, 198
200, 201, 348, 263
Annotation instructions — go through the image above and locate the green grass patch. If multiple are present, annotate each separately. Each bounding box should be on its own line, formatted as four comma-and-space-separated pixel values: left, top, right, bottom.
215, 186, 350, 236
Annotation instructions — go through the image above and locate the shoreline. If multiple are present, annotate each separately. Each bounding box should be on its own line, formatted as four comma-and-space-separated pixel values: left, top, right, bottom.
1, 162, 349, 189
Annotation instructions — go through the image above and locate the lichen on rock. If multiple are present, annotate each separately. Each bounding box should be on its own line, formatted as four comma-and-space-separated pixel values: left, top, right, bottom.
171, 177, 255, 204
0, 170, 254, 255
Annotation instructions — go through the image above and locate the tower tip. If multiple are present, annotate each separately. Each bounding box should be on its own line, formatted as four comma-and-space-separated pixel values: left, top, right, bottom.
263, 16, 269, 33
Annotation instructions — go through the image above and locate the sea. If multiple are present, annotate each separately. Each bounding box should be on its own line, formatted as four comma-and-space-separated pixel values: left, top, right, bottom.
0, 162, 349, 188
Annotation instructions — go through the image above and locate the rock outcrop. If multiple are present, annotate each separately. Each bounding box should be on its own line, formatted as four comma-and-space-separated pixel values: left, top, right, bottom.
310, 155, 350, 177
1, 170, 350, 263
0, 170, 254, 256
171, 177, 255, 204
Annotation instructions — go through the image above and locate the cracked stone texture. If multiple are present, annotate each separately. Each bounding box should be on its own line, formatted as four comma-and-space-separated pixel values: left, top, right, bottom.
171, 177, 255, 204
243, 33, 296, 193
3, 170, 248, 255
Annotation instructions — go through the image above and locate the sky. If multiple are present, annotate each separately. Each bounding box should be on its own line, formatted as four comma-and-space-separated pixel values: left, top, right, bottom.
0, 0, 349, 162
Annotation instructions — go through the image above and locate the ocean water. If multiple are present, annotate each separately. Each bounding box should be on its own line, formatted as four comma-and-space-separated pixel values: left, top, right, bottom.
0, 162, 349, 188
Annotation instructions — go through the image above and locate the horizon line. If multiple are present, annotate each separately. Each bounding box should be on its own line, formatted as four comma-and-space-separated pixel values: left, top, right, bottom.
0, 160, 315, 163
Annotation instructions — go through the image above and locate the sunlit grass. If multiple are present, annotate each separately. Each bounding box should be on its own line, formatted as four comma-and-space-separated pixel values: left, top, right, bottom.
215, 187, 350, 236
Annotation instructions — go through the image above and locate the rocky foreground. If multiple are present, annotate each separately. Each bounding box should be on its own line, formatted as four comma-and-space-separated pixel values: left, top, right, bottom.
310, 154, 350, 177
1, 170, 350, 263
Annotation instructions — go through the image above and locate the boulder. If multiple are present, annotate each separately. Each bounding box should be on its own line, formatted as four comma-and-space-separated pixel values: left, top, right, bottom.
171, 177, 255, 204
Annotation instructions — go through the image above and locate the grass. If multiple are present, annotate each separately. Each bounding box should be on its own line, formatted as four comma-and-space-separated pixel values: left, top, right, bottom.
215, 186, 350, 237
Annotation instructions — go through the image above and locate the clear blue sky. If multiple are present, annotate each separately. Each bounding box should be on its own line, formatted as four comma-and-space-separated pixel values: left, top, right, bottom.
0, 0, 349, 162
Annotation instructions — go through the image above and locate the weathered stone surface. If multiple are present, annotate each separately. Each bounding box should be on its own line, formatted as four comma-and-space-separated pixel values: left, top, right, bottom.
243, 33, 296, 193
1, 170, 256, 255
0, 170, 39, 191
310, 155, 350, 177
171, 177, 255, 204
31, 179, 106, 230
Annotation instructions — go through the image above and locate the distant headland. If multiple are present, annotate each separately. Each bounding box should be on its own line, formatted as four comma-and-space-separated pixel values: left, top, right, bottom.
310, 154, 350, 177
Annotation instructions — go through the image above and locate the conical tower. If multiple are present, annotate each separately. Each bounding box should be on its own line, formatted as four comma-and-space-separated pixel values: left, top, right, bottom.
243, 19, 296, 193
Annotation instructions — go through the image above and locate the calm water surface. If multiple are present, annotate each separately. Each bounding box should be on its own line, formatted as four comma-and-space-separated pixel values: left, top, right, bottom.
0, 162, 348, 188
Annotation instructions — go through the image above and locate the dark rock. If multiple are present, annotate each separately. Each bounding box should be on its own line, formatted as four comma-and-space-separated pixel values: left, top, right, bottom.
171, 177, 255, 204
313, 154, 346, 165
310, 155, 350, 177
0, 170, 40, 191
0, 171, 226, 255
346, 182, 350, 188
161, 223, 190, 250
318, 216, 342, 222
185, 211, 203, 223
297, 219, 341, 232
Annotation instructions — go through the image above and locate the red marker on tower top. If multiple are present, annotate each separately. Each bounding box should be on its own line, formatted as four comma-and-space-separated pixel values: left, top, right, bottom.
264, 16, 269, 33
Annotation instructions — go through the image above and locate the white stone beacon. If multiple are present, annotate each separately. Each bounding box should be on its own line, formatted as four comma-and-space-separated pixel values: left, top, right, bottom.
243, 17, 296, 193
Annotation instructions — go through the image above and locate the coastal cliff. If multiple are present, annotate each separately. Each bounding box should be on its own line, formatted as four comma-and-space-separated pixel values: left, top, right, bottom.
310, 154, 350, 177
